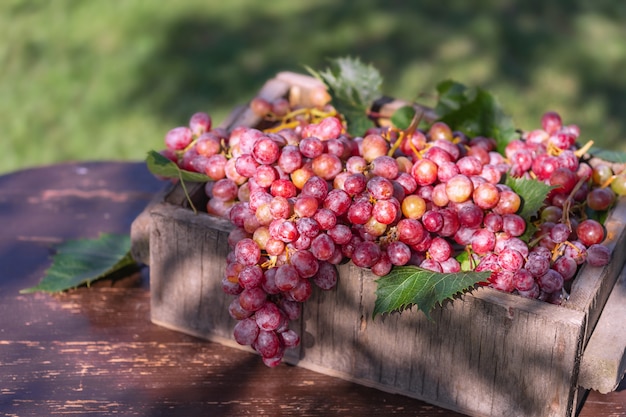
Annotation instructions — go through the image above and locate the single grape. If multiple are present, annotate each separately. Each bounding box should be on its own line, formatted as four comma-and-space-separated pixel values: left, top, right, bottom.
312, 261, 338, 290
233, 317, 260, 346
386, 241, 412, 266
576, 219, 605, 246
586, 244, 611, 266
587, 187, 616, 212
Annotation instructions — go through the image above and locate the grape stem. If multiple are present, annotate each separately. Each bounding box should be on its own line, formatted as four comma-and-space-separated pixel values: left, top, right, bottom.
561, 176, 587, 228
386, 107, 424, 158
177, 173, 198, 215
574, 140, 594, 158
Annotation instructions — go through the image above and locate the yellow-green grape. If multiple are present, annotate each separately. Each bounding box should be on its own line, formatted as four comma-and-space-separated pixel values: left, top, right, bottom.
610, 173, 626, 196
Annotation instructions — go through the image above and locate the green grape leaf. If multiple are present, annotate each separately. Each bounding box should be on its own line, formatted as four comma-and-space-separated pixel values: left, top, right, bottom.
505, 176, 555, 220
20, 233, 137, 293
390, 105, 417, 130
307, 56, 382, 137
373, 266, 490, 320
588, 146, 626, 163
434, 80, 518, 154
146, 150, 210, 183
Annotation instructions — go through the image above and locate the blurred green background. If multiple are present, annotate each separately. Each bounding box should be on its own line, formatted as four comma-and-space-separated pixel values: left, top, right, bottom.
2, 0, 625, 175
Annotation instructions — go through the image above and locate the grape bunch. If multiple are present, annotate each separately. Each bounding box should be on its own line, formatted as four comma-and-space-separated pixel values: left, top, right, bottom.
157, 98, 619, 366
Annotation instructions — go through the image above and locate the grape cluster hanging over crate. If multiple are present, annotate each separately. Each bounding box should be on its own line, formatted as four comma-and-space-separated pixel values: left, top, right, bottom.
148, 59, 623, 368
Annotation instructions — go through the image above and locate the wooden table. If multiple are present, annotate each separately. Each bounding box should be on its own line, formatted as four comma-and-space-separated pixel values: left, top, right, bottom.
1, 161, 624, 416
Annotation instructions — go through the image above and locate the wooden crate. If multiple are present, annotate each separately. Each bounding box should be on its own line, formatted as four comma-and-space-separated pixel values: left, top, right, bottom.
131, 73, 626, 417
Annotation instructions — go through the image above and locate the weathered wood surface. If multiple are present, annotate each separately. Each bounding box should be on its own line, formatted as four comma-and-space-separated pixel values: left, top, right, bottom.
147, 202, 591, 417
0, 161, 625, 416
579, 264, 626, 393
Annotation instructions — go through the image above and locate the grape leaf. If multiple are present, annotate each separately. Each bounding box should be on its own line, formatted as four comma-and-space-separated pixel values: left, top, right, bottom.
505, 176, 555, 220
588, 146, 626, 163
307, 56, 382, 137
146, 150, 210, 182
20, 233, 137, 293
434, 80, 518, 155
373, 266, 490, 320
390, 105, 417, 130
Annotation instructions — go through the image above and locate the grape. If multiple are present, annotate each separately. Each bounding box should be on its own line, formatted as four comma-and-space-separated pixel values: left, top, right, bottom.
525, 252, 551, 277
327, 224, 353, 245
549, 167, 578, 195
370, 155, 399, 180
395, 172, 418, 195
343, 173, 367, 196
493, 190, 521, 215
513, 268, 535, 291
549, 223, 571, 244
502, 214, 526, 237
165, 126, 193, 150
233, 317, 260, 346
274, 264, 300, 292
541, 111, 562, 134
497, 248, 524, 271
471, 229, 496, 255
386, 241, 412, 266
313, 208, 337, 230
352, 241, 382, 268
255, 302, 284, 331
483, 212, 503, 233
324, 189, 352, 216
312, 153, 343, 181
537, 269, 564, 293
473, 182, 500, 210
553, 256, 578, 281
429, 237, 452, 262
347, 200, 373, 225
428, 121, 453, 142
456, 156, 483, 176
235, 238, 261, 266
367, 176, 394, 200
422, 210, 443, 233
396, 218, 425, 246
401, 194, 427, 219
440, 257, 461, 273
238, 265, 264, 289
238, 287, 267, 312
289, 278, 313, 302
412, 159, 438, 186
420, 258, 443, 273
279, 329, 301, 349
312, 261, 338, 290
446, 174, 474, 203
424, 146, 453, 166
290, 249, 320, 278
610, 173, 626, 196
301, 176, 329, 202
489, 270, 515, 292
587, 187, 616, 211
361, 134, 389, 162
195, 133, 221, 158
372, 199, 399, 225
576, 219, 605, 246
277, 145, 303, 173
587, 244, 611, 266
457, 204, 484, 229
431, 183, 450, 207
310, 233, 336, 261
254, 330, 281, 359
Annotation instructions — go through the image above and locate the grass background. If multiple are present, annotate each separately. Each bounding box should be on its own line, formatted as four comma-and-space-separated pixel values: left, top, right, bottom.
2, 0, 626, 175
